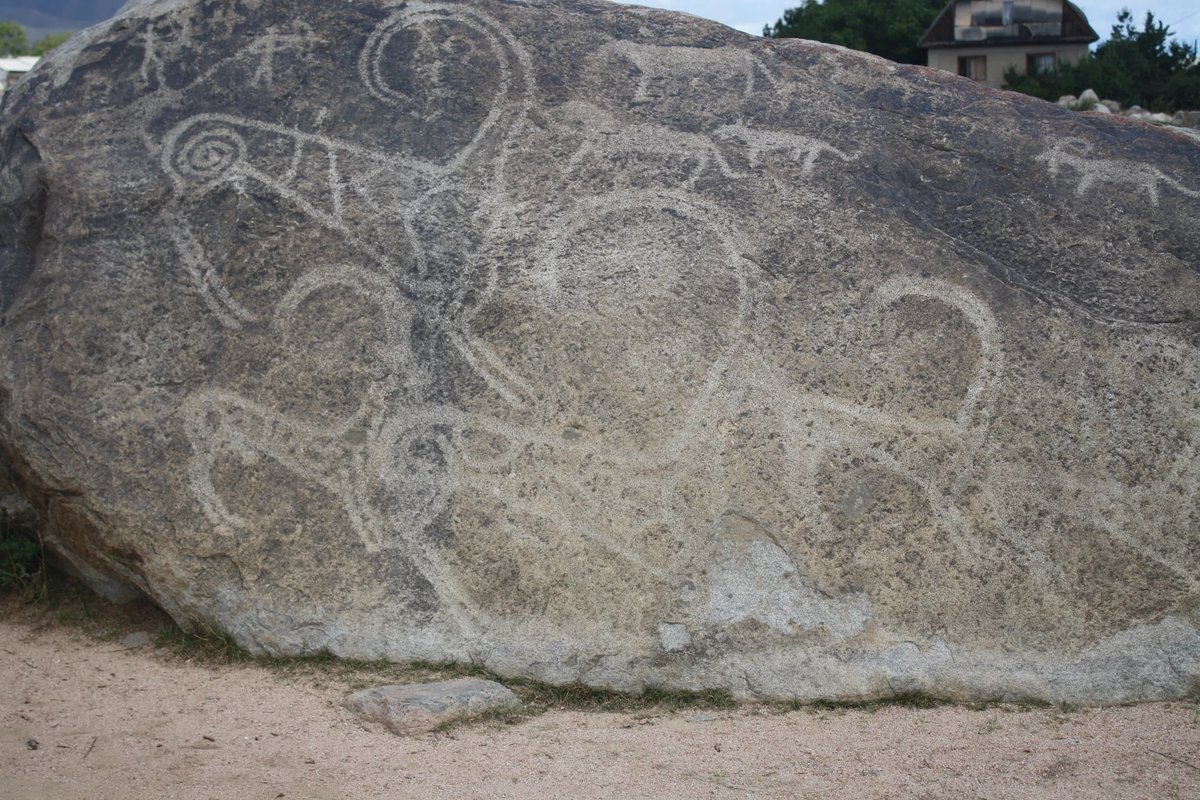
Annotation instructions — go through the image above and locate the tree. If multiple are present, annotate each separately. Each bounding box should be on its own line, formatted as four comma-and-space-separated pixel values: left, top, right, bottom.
1004, 10, 1200, 112
764, 0, 947, 66
0, 21, 27, 57
32, 32, 71, 56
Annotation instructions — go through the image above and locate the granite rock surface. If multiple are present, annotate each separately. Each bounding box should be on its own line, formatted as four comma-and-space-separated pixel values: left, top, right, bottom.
1, 0, 1198, 703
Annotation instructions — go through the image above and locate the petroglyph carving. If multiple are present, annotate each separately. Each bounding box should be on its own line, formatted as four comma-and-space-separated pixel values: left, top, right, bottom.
356, 2, 534, 168
574, 42, 851, 189
559, 106, 853, 190
531, 190, 751, 317
1037, 139, 1200, 205
747, 278, 1004, 578
713, 122, 853, 177
164, 121, 251, 190
560, 101, 744, 186
360, 5, 502, 116
160, 1, 964, 592
247, 23, 316, 87
161, 1, 535, 398
163, 113, 434, 243
7, 0, 1200, 705
135, 24, 167, 86
166, 5, 544, 558
597, 40, 781, 104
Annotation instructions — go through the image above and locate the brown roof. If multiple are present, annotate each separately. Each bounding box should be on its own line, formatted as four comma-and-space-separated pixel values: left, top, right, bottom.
918, 0, 1099, 48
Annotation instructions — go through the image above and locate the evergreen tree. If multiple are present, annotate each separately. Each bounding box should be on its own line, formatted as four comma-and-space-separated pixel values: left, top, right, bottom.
765, 0, 947, 66
1004, 10, 1200, 112
0, 21, 28, 57
33, 32, 72, 56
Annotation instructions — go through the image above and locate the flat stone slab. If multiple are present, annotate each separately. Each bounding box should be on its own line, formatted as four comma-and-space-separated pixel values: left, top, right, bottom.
343, 679, 521, 735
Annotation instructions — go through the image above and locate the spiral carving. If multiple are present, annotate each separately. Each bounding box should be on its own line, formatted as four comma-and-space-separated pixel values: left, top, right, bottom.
166, 123, 247, 186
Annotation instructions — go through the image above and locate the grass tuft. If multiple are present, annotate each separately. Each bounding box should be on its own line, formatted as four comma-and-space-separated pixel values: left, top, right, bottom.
0, 508, 46, 600
154, 619, 251, 663
0, 561, 1097, 732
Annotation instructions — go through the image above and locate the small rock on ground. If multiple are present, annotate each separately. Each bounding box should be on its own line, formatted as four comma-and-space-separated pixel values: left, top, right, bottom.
343, 678, 521, 735
120, 631, 152, 648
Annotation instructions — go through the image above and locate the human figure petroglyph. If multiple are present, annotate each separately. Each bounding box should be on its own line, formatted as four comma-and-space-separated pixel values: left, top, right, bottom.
247, 22, 316, 88
1037, 139, 1200, 206
135, 24, 167, 86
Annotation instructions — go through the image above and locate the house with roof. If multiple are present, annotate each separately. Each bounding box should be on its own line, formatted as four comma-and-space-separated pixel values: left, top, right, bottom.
919, 0, 1099, 89
0, 56, 41, 95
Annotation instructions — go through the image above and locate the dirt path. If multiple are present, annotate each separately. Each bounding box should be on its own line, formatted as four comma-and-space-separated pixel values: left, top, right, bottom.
2, 613, 1198, 799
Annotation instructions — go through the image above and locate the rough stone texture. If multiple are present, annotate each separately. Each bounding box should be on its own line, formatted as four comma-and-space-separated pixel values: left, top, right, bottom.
0, 0, 1198, 704
343, 679, 520, 734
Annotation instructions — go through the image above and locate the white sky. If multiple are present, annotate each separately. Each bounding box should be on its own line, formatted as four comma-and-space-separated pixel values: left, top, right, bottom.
607, 1, 1200, 46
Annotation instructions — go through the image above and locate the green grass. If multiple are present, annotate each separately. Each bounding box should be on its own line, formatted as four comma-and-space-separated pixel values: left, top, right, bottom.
154, 619, 253, 663
0, 507, 46, 599
144, 619, 737, 720
798, 691, 952, 712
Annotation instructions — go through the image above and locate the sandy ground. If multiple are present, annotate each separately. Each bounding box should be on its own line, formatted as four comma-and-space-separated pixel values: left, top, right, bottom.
2, 613, 1199, 800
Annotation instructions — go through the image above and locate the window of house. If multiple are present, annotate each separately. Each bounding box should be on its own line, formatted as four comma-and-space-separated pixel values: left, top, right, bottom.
958, 56, 987, 82
1027, 53, 1056, 75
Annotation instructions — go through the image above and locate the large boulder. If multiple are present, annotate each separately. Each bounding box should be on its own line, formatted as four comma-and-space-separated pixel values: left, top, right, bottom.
1, 0, 1197, 704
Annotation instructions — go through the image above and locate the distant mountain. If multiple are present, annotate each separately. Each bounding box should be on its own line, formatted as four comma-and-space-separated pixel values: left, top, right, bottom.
0, 0, 123, 43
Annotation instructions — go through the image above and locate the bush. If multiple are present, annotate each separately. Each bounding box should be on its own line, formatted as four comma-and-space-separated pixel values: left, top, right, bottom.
1004, 9, 1200, 113
765, 0, 946, 66
0, 508, 43, 594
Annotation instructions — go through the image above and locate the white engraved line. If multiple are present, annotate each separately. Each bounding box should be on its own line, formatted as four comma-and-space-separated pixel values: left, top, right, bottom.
165, 209, 257, 328
444, 330, 535, 407
358, 4, 515, 180
711, 122, 853, 177
1036, 140, 1200, 206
